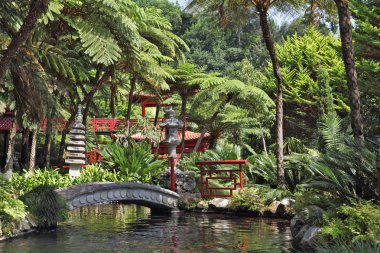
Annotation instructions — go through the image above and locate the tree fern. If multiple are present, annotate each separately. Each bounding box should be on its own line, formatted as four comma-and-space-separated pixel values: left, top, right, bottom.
318, 112, 345, 149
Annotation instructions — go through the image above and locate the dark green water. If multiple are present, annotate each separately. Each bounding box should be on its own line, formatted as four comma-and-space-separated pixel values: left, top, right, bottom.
0, 204, 292, 253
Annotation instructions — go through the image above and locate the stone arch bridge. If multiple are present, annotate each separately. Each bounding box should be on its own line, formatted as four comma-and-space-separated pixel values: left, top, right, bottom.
55, 182, 179, 211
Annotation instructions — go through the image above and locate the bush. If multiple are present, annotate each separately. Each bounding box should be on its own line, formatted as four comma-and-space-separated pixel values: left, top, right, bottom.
21, 185, 68, 229
228, 185, 291, 213
316, 241, 380, 253
229, 187, 266, 212
72, 164, 121, 184
0, 178, 27, 234
99, 140, 166, 183
11, 168, 71, 196
321, 201, 380, 244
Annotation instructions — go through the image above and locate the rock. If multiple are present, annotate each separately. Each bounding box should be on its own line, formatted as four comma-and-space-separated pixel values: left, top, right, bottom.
26, 214, 37, 228
209, 198, 230, 210
268, 200, 281, 214
19, 218, 31, 231
300, 226, 321, 251
292, 224, 310, 250
153, 169, 197, 193
179, 193, 201, 210
300, 205, 325, 224
290, 216, 304, 237
196, 200, 209, 210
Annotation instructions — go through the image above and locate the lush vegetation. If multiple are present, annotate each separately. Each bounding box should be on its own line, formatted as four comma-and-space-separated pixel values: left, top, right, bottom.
0, 0, 378, 251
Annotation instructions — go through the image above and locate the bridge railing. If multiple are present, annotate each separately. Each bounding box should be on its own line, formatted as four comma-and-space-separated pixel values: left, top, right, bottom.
195, 160, 247, 198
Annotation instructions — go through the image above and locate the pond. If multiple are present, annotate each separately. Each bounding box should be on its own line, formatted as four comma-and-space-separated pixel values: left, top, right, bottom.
0, 204, 292, 253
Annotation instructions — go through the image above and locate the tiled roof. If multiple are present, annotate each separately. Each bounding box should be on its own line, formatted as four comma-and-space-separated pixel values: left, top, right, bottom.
131, 130, 210, 141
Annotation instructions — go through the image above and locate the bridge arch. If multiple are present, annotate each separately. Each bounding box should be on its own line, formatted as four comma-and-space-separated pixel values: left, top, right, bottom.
55, 182, 179, 211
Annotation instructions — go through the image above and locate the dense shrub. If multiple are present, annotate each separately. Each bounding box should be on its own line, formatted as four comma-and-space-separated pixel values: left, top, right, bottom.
316, 241, 380, 253
228, 186, 291, 213
21, 185, 68, 229
0, 178, 27, 234
99, 140, 166, 183
72, 164, 122, 184
321, 201, 380, 244
11, 169, 71, 195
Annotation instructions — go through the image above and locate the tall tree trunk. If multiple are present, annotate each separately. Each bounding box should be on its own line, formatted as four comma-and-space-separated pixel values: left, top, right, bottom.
110, 82, 117, 118
43, 106, 56, 168
309, 0, 320, 27
1, 115, 17, 179
83, 67, 113, 123
21, 129, 30, 167
258, 9, 285, 187
0, 0, 50, 83
125, 76, 137, 132
29, 126, 39, 173
334, 0, 364, 142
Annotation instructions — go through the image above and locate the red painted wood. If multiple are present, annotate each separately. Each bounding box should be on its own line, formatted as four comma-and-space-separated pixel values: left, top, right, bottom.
195, 160, 247, 165
197, 160, 247, 198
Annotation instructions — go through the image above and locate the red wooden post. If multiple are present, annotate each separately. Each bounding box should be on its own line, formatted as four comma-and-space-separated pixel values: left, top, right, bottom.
200, 164, 204, 198
170, 156, 175, 191
239, 164, 243, 189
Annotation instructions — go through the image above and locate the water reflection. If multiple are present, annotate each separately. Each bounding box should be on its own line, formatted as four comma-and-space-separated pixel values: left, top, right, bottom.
0, 204, 291, 253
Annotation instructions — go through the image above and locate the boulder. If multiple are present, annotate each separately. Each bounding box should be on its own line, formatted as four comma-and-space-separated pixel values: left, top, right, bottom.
292, 224, 310, 250
279, 198, 295, 214
299, 226, 321, 251
19, 218, 31, 231
26, 214, 37, 228
153, 169, 196, 193
179, 193, 201, 210
209, 198, 230, 210
300, 205, 325, 224
268, 200, 281, 215
196, 200, 209, 210
290, 216, 304, 237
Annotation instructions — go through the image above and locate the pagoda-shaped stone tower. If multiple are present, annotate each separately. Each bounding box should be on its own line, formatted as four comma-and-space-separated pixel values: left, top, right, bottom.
65, 105, 86, 177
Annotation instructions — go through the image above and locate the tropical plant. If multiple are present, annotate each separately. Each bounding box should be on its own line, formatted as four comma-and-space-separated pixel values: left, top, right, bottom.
11, 168, 71, 196
99, 140, 166, 183
320, 201, 380, 244
316, 241, 380, 253
0, 178, 27, 233
72, 164, 121, 184
21, 185, 68, 228
305, 114, 377, 201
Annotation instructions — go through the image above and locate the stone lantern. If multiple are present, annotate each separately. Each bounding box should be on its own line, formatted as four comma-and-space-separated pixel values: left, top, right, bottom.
160, 107, 183, 158
65, 105, 86, 177
159, 107, 183, 191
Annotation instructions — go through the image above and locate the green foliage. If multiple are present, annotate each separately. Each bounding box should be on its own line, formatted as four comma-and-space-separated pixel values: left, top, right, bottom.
293, 190, 338, 215
316, 241, 380, 253
228, 188, 266, 213
99, 140, 166, 183
321, 201, 380, 244
72, 164, 121, 184
266, 29, 347, 138
21, 185, 68, 229
0, 178, 27, 230
317, 113, 344, 149
229, 185, 291, 212
11, 169, 71, 196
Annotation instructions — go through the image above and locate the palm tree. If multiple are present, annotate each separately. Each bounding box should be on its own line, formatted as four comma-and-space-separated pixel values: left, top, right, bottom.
333, 0, 364, 142
0, 0, 50, 83
187, 0, 299, 187
190, 78, 274, 152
